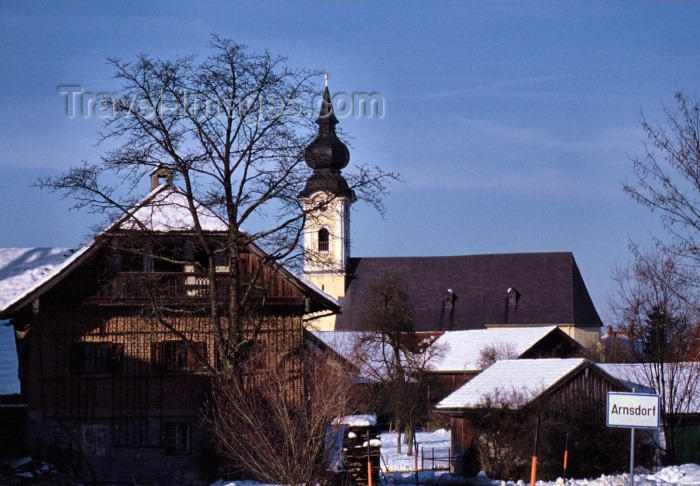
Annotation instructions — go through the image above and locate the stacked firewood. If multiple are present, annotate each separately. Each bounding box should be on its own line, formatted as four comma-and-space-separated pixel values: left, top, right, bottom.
341, 425, 381, 486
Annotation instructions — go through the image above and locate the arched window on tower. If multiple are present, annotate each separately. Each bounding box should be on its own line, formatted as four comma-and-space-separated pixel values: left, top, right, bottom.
318, 228, 330, 252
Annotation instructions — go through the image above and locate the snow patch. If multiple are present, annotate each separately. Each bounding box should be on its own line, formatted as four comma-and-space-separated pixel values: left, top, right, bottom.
334, 414, 377, 427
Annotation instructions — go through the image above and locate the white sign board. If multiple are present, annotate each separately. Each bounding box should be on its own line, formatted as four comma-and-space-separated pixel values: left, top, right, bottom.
607, 392, 660, 429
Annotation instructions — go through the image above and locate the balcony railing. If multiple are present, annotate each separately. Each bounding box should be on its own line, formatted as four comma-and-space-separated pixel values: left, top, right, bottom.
88, 272, 227, 302
86, 271, 301, 305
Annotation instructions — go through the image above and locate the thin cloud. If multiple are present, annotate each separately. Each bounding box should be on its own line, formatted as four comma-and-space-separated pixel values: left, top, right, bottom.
461, 119, 644, 152
398, 165, 619, 198
420, 75, 576, 101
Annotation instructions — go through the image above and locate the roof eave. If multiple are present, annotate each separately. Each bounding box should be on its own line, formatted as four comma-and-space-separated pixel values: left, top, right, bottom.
0, 243, 99, 318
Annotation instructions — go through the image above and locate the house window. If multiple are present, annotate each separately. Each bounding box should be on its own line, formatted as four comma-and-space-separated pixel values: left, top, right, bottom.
152, 245, 185, 272
163, 422, 191, 454
70, 343, 124, 375
318, 228, 330, 252
120, 248, 145, 272
82, 425, 109, 455
151, 341, 206, 372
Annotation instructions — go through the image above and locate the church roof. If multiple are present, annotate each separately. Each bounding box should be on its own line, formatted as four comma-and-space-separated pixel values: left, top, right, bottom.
335, 252, 603, 331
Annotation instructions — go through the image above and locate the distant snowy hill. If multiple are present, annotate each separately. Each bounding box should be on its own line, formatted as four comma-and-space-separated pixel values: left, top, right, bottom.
0, 321, 19, 394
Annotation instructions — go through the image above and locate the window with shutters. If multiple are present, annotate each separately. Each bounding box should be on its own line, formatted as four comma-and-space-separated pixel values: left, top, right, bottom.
70, 343, 124, 375
151, 340, 206, 372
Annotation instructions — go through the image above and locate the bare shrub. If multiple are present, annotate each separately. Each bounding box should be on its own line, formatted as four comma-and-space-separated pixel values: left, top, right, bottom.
469, 387, 630, 481
201, 348, 361, 485
477, 342, 519, 370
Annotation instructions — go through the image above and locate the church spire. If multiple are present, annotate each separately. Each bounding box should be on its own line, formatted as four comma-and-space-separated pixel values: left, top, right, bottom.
299, 78, 354, 199
299, 78, 354, 329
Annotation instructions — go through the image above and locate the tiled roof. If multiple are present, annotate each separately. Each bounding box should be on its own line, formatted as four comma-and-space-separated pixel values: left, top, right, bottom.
335, 253, 602, 331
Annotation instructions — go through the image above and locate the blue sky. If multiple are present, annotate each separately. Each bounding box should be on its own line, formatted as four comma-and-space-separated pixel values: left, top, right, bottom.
1, 1, 698, 323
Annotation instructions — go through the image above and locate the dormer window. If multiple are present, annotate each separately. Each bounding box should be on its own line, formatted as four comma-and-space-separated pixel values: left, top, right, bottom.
318, 228, 330, 252
443, 289, 457, 309
507, 287, 520, 307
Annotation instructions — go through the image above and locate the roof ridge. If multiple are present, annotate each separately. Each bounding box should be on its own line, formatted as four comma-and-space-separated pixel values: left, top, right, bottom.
350, 252, 574, 260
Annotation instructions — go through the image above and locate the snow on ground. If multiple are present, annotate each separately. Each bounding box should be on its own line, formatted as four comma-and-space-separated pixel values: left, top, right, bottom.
381, 429, 452, 472
211, 429, 700, 485
212, 463, 700, 486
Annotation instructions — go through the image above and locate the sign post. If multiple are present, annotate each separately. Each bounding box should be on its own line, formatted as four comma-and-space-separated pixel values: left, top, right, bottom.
607, 391, 660, 486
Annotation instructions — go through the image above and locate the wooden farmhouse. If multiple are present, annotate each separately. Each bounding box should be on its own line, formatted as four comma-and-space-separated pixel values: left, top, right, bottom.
0, 173, 339, 484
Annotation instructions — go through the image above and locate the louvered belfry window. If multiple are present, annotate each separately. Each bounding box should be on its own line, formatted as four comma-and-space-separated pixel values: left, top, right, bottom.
318, 228, 330, 252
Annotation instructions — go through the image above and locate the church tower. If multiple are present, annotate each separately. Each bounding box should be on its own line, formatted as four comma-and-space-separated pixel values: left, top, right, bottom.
299, 77, 355, 330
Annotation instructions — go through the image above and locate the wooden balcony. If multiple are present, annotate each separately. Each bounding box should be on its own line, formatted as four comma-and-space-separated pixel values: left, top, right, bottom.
85, 272, 303, 307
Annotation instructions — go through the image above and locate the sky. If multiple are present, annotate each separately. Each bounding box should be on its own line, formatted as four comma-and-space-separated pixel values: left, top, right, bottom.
1, 1, 698, 324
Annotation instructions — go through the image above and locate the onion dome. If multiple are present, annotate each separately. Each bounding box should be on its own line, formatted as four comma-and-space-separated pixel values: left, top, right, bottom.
299, 77, 355, 199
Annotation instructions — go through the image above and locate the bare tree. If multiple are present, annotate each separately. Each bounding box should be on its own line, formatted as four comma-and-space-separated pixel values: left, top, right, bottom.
35, 37, 396, 481
613, 89, 700, 464
353, 272, 442, 455
624, 89, 700, 277
610, 248, 700, 464
477, 342, 519, 370
36, 37, 395, 378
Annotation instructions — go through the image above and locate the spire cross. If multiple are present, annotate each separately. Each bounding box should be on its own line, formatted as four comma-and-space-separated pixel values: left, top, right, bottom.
324, 72, 329, 87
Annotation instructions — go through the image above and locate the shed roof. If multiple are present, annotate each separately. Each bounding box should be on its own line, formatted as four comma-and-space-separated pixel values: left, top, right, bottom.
335, 253, 602, 332
436, 358, 590, 410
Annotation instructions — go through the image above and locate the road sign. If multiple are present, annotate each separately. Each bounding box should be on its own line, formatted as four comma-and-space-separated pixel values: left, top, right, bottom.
607, 392, 660, 429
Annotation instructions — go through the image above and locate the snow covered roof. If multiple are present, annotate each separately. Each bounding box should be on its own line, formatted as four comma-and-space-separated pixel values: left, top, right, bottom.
0, 248, 79, 312
430, 326, 562, 372
599, 363, 700, 414
0, 185, 338, 316
117, 187, 227, 232
436, 358, 588, 410
310, 331, 365, 359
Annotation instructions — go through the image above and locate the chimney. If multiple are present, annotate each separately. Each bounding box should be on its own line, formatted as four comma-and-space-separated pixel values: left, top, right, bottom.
151, 165, 174, 190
